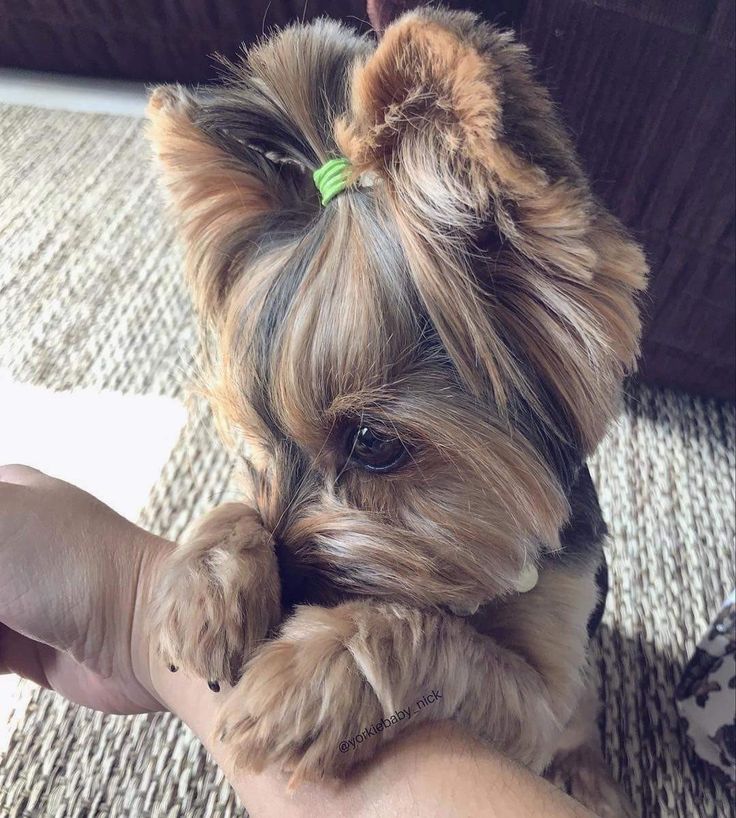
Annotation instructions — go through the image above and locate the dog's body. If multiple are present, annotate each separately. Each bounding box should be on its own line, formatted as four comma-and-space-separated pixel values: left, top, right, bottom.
148, 9, 646, 815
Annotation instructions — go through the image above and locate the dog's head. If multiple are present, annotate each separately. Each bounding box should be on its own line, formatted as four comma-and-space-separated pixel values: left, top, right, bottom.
148, 9, 647, 611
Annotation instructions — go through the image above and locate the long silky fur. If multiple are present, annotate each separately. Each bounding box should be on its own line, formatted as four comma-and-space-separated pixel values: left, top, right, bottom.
147, 9, 645, 812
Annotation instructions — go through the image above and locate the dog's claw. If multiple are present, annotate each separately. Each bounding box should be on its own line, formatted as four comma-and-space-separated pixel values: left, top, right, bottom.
208, 680, 221, 692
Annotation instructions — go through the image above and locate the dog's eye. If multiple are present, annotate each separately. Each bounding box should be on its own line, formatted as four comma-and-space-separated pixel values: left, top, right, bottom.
346, 425, 407, 473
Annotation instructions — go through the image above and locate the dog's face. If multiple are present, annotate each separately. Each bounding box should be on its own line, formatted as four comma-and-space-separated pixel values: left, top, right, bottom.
149, 9, 647, 612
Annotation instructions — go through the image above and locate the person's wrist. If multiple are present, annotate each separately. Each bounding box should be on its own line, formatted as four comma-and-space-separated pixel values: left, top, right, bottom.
130, 531, 175, 710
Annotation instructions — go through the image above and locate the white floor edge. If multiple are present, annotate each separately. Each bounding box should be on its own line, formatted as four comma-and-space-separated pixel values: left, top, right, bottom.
0, 68, 149, 116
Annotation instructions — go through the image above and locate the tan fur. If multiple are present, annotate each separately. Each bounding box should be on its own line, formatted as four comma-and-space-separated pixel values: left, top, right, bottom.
337, 18, 504, 199
219, 593, 575, 786
150, 503, 281, 685
147, 86, 273, 318
474, 566, 599, 705
547, 678, 637, 818
146, 8, 648, 815
337, 9, 646, 446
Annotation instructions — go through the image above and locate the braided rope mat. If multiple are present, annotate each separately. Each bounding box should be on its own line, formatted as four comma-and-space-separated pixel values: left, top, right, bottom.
0, 104, 733, 817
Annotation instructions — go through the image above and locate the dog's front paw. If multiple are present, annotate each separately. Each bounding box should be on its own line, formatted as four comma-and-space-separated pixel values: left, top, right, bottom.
152, 503, 281, 687
218, 605, 402, 783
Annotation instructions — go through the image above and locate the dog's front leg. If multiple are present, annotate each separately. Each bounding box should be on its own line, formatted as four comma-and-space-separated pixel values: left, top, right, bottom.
151, 503, 281, 687
217, 599, 578, 785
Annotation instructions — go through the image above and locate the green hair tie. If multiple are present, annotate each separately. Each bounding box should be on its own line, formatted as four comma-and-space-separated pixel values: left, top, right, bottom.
313, 157, 351, 206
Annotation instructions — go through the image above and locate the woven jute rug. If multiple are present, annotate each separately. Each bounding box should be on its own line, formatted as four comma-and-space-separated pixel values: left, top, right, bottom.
0, 104, 733, 818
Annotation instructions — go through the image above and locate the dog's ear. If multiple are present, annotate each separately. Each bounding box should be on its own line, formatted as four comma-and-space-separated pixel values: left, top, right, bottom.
148, 84, 316, 321
337, 9, 503, 229
147, 85, 277, 318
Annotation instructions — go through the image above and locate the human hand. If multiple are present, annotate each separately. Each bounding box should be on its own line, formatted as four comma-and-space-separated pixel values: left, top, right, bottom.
0, 464, 170, 714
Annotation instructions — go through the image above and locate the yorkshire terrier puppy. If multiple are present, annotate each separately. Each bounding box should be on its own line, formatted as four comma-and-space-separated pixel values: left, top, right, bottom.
148, 7, 646, 815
